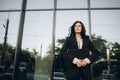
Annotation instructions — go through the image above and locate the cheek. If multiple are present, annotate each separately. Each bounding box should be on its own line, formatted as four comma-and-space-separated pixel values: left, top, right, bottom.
75, 28, 78, 31
80, 27, 82, 30
79, 27, 82, 31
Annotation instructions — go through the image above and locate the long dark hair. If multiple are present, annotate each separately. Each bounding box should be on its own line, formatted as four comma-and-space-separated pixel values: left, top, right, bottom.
69, 21, 87, 38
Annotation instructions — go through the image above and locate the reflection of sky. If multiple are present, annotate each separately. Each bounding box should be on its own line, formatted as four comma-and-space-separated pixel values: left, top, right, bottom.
0, 0, 120, 57
56, 11, 89, 39
91, 0, 120, 8
0, 12, 20, 45
22, 11, 53, 57
0, 0, 21, 10
91, 10, 120, 43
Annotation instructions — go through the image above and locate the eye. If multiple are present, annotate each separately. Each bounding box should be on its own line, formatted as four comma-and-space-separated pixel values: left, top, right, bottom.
75, 25, 78, 27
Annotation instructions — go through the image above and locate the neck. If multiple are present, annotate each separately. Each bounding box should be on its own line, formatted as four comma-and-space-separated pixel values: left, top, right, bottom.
76, 33, 82, 39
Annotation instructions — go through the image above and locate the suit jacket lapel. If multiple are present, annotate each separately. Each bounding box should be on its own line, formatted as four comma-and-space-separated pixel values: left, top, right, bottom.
82, 38, 86, 48
72, 37, 85, 49
71, 36, 78, 48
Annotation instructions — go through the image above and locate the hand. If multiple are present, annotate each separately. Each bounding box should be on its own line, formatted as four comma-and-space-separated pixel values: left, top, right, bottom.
76, 59, 83, 67
76, 59, 88, 67
80, 60, 88, 67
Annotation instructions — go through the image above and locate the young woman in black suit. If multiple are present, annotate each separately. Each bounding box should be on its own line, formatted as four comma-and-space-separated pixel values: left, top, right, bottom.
60, 21, 101, 80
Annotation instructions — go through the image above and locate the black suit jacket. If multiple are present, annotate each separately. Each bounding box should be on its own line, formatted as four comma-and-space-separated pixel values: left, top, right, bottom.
60, 36, 100, 80
60, 36, 100, 64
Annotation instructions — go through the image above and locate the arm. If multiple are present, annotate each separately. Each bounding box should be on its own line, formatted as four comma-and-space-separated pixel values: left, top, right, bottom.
88, 38, 101, 63
60, 38, 75, 63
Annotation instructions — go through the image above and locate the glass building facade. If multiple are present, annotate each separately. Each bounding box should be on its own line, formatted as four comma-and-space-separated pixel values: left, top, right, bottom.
0, 0, 120, 80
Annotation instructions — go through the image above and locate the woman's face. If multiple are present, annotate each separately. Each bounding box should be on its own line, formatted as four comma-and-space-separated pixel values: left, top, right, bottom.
74, 22, 82, 34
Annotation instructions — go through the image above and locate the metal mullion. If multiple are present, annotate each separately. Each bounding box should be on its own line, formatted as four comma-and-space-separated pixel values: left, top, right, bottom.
50, 0, 57, 80
12, 0, 27, 80
0, 7, 120, 12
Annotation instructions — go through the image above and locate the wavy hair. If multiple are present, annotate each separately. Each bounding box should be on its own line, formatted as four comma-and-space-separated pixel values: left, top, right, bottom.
69, 21, 87, 38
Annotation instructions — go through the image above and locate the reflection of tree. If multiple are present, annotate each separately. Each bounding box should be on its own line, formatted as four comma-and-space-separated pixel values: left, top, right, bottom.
0, 43, 15, 66
0, 43, 37, 73
91, 34, 107, 57
111, 42, 120, 60
111, 42, 120, 79
41, 55, 51, 74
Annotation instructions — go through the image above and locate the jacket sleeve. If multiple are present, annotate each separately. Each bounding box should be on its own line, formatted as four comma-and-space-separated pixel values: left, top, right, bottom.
88, 38, 101, 63
60, 38, 75, 63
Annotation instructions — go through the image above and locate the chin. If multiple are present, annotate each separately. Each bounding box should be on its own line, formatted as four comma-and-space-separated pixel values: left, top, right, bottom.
76, 32, 80, 34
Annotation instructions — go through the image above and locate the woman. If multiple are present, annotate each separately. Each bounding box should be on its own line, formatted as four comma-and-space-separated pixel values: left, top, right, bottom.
60, 21, 101, 80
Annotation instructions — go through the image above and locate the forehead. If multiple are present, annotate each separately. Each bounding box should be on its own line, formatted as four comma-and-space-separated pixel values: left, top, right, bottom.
75, 22, 81, 26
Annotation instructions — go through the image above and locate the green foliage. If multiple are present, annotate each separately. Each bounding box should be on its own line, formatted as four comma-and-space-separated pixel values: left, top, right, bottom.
92, 34, 107, 52
0, 43, 3, 50
111, 42, 120, 60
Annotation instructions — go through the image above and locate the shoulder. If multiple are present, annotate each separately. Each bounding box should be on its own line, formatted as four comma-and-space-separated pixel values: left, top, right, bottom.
83, 35, 91, 42
64, 37, 71, 42
65, 36, 75, 43
66, 36, 74, 40
83, 35, 90, 39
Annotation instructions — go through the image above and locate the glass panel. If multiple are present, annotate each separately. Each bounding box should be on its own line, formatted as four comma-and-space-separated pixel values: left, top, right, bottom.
0, 0, 22, 10
56, 11, 89, 40
7, 12, 20, 46
22, 11, 53, 80
54, 11, 89, 72
91, 10, 120, 79
0, 12, 20, 79
57, 0, 88, 8
91, 0, 120, 8
91, 10, 120, 43
0, 13, 8, 43
27, 0, 54, 9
